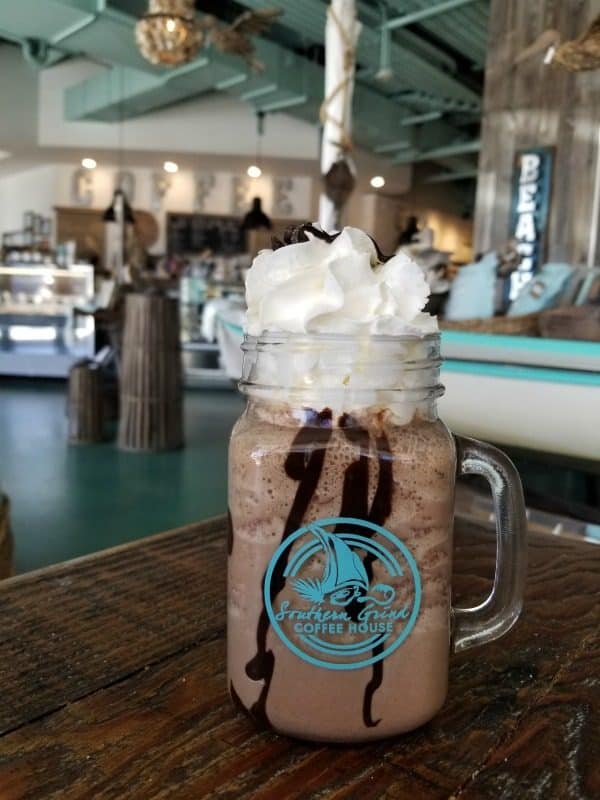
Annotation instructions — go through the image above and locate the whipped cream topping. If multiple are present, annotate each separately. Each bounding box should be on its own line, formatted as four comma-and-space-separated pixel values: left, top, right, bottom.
245, 226, 437, 337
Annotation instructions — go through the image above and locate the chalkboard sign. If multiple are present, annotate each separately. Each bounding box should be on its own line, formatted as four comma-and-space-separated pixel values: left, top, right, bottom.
167, 213, 246, 255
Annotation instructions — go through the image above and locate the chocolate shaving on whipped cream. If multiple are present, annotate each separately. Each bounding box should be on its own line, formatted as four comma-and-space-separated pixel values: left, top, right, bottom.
272, 223, 339, 249
272, 223, 391, 263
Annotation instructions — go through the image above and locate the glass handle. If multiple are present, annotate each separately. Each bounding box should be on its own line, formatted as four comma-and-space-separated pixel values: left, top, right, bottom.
452, 436, 528, 653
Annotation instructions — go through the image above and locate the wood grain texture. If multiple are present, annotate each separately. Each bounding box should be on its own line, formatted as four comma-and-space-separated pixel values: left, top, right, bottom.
55, 208, 159, 266
473, 0, 600, 265
67, 362, 104, 444
0, 517, 598, 799
118, 293, 184, 452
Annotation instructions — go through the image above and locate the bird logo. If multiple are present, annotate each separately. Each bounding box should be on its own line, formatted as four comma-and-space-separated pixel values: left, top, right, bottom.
292, 524, 395, 607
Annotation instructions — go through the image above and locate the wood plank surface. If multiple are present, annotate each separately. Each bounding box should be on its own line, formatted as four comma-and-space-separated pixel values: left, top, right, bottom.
0, 516, 598, 799
473, 0, 600, 265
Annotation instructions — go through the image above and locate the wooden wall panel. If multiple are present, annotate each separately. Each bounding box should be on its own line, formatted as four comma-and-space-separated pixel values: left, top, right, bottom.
473, 0, 600, 266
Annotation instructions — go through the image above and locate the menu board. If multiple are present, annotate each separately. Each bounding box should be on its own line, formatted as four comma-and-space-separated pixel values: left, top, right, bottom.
167, 213, 246, 255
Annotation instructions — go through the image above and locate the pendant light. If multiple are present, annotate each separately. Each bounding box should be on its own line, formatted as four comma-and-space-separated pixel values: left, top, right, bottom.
103, 69, 135, 224
247, 110, 265, 179
102, 189, 135, 224
135, 0, 202, 67
242, 197, 272, 230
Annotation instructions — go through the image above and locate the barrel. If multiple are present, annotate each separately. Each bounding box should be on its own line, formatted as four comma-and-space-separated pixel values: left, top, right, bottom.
118, 292, 184, 452
67, 360, 104, 444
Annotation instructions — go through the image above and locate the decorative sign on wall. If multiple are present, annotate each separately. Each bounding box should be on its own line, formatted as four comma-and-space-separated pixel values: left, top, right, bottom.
231, 176, 253, 216
71, 168, 93, 206
195, 173, 216, 211
151, 171, 172, 211
115, 171, 136, 203
508, 147, 553, 300
272, 177, 294, 216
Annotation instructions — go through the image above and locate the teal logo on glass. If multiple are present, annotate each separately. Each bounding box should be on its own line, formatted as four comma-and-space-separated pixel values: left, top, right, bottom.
264, 517, 421, 671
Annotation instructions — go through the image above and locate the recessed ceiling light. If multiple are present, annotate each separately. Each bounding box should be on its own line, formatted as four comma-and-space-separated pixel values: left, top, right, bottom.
163, 160, 179, 174
81, 157, 97, 170
370, 175, 385, 189
247, 164, 262, 178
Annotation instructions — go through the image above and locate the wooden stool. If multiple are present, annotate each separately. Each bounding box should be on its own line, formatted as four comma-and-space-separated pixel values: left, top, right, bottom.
67, 360, 104, 444
0, 494, 14, 579
118, 292, 184, 452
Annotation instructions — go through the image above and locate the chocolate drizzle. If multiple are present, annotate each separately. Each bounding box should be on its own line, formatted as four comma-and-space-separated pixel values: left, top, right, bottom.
337, 416, 393, 727
271, 222, 392, 263
362, 644, 384, 727
245, 408, 333, 726
229, 681, 248, 715
271, 223, 341, 250
244, 408, 393, 732
227, 509, 234, 556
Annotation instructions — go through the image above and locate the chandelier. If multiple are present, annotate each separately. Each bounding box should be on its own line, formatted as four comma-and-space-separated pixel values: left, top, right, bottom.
135, 0, 202, 67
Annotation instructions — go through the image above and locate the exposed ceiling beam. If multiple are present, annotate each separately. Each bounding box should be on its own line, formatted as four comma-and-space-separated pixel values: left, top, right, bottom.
374, 140, 413, 154
0, 28, 67, 68
393, 90, 479, 113
384, 0, 489, 68
0, 0, 166, 71
259, 95, 309, 114
234, 0, 480, 109
424, 169, 478, 183
356, 0, 456, 74
401, 111, 443, 126
239, 83, 278, 102
64, 19, 428, 159
49, 11, 97, 45
392, 139, 481, 164
0, 0, 482, 166
385, 0, 479, 31
214, 74, 248, 91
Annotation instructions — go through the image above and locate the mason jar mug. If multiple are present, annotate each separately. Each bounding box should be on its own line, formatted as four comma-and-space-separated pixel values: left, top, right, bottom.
227, 332, 527, 743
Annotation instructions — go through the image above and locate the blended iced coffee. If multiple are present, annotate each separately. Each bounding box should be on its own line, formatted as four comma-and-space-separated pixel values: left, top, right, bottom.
227, 224, 525, 743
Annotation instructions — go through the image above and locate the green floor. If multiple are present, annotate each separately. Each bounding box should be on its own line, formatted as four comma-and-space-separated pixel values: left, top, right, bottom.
0, 379, 244, 574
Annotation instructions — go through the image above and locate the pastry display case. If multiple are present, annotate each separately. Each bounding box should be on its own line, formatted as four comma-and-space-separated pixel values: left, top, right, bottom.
0, 264, 95, 377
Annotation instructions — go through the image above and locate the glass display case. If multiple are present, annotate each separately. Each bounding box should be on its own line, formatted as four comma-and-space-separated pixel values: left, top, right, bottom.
0, 264, 95, 377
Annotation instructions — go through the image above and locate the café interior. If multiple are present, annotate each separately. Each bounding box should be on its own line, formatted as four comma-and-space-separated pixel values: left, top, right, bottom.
0, 0, 599, 795
1, 1, 598, 575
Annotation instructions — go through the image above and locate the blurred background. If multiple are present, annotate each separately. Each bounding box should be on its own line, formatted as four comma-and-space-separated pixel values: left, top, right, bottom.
0, 0, 598, 574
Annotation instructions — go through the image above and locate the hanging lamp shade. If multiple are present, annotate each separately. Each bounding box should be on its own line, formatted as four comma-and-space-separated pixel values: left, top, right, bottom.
241, 197, 272, 230
135, 0, 203, 67
103, 189, 135, 224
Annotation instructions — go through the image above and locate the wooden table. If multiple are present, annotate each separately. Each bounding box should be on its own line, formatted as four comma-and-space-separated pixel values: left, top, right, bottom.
0, 517, 598, 799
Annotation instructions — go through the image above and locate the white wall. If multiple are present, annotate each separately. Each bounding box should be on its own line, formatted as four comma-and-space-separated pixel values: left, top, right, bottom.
38, 59, 321, 160
0, 162, 314, 253
0, 54, 413, 252
0, 164, 58, 234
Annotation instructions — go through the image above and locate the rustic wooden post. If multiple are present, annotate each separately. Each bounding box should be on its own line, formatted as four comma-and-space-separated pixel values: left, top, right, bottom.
473, 0, 600, 267
118, 292, 183, 452
67, 360, 104, 445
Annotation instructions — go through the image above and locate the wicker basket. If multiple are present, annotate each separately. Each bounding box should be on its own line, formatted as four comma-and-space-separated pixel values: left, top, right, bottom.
539, 305, 600, 342
440, 312, 540, 336
0, 494, 14, 579
67, 361, 104, 444
118, 292, 184, 452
